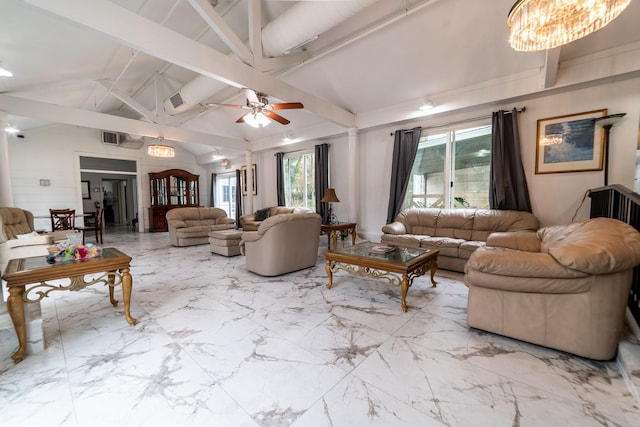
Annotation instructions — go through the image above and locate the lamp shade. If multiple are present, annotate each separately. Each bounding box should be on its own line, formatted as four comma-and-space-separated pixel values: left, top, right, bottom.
321, 188, 340, 203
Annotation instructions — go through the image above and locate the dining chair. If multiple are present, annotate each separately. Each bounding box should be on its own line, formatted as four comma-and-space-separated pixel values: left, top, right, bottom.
76, 207, 103, 245
49, 209, 76, 231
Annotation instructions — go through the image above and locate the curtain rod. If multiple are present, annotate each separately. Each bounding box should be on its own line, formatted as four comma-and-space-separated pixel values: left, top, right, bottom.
273, 144, 330, 156
390, 106, 526, 136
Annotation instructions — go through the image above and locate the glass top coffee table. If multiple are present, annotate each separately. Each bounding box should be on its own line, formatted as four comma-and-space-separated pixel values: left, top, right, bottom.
2, 247, 137, 363
324, 241, 438, 312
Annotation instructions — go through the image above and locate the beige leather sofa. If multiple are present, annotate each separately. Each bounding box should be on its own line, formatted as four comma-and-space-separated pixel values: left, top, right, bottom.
464, 217, 640, 360
166, 207, 235, 247
240, 212, 322, 276
239, 206, 313, 231
381, 208, 539, 272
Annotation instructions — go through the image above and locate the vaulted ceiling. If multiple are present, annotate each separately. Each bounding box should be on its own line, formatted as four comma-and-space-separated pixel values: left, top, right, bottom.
1, 0, 639, 164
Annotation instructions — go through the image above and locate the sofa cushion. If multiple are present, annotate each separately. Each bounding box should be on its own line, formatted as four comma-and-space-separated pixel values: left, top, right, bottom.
459, 240, 485, 259
420, 237, 465, 258
433, 209, 474, 240
539, 217, 640, 275
470, 209, 539, 241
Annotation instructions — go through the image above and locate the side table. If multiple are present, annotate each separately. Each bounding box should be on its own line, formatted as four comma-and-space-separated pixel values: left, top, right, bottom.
321, 222, 357, 250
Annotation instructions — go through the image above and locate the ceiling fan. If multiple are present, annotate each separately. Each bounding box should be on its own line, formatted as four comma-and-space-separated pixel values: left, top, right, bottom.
206, 88, 303, 128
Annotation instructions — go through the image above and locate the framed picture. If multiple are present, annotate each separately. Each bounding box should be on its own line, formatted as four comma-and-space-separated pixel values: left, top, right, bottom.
240, 164, 258, 196
535, 109, 607, 174
81, 180, 91, 199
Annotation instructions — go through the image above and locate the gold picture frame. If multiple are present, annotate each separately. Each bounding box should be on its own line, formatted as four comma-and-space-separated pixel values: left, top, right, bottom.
240, 164, 257, 196
535, 109, 607, 174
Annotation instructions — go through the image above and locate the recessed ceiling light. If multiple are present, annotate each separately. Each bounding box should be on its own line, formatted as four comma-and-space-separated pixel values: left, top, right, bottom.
5, 126, 19, 134
419, 99, 435, 111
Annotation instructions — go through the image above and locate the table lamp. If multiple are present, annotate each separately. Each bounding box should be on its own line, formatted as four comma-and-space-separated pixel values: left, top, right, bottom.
321, 188, 340, 224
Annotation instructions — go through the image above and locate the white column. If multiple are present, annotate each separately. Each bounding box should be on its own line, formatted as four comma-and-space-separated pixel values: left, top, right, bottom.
244, 151, 253, 214
0, 112, 14, 207
347, 128, 358, 223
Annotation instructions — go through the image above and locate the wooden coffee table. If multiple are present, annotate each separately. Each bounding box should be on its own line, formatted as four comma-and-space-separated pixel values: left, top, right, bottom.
325, 241, 438, 312
2, 247, 137, 363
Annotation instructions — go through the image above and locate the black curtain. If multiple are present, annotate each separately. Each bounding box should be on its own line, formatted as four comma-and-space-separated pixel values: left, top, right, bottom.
386, 127, 422, 224
276, 152, 285, 206
210, 173, 216, 207
235, 169, 242, 228
315, 143, 329, 223
489, 109, 532, 212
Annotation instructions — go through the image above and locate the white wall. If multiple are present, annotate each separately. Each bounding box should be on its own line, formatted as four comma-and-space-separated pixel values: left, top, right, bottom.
7, 124, 208, 232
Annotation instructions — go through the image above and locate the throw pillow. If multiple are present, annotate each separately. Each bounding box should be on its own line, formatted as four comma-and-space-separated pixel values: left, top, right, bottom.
255, 208, 271, 221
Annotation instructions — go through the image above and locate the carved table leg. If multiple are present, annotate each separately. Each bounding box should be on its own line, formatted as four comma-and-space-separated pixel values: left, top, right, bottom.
401, 274, 410, 312
332, 232, 338, 250
107, 272, 119, 306
351, 226, 357, 245
429, 258, 438, 287
120, 267, 137, 325
325, 260, 334, 289
7, 286, 27, 363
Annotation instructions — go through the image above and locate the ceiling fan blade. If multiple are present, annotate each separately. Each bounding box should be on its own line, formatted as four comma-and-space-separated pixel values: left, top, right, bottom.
236, 113, 248, 124
264, 110, 290, 125
243, 88, 260, 104
271, 102, 304, 111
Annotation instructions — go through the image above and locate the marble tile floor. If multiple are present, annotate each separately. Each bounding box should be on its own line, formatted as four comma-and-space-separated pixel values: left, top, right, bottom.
1, 229, 640, 427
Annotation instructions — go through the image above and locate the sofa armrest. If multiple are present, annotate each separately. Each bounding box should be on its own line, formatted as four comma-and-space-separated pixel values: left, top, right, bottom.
167, 220, 187, 229
381, 221, 407, 235
218, 217, 235, 225
5, 234, 53, 249
486, 231, 541, 252
240, 231, 261, 244
239, 214, 256, 226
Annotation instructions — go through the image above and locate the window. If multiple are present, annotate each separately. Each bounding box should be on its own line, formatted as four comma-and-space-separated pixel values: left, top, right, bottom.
215, 175, 237, 218
284, 151, 315, 209
404, 124, 492, 209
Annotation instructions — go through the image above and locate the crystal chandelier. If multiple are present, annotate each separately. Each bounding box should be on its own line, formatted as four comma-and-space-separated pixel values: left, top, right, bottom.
147, 137, 175, 158
507, 0, 631, 52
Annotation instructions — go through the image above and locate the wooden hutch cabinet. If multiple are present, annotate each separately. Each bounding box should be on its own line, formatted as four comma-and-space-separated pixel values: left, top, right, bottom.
148, 169, 200, 232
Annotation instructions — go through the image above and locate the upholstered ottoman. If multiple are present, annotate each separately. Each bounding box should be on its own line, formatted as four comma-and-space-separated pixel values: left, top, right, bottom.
209, 229, 243, 256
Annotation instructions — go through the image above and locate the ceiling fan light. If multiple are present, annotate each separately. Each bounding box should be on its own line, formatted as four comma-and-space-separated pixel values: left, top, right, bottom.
244, 112, 271, 128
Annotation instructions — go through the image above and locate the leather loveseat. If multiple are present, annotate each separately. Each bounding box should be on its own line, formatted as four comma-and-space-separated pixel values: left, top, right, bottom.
464, 217, 640, 360
166, 207, 235, 247
239, 206, 313, 231
381, 208, 539, 272
240, 212, 322, 276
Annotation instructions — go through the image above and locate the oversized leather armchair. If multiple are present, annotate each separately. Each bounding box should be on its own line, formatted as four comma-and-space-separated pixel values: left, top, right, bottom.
240, 212, 322, 276
464, 217, 640, 360
0, 207, 55, 273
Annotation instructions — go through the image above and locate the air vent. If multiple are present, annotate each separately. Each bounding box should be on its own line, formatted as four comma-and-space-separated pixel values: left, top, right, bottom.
169, 92, 184, 109
101, 131, 144, 150
102, 131, 120, 145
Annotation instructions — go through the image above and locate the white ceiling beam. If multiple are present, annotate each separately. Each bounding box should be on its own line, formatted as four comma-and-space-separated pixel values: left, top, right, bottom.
260, 51, 310, 73
0, 94, 247, 151
248, 0, 263, 71
97, 80, 156, 122
187, 0, 254, 65
23, 0, 355, 129
541, 47, 561, 89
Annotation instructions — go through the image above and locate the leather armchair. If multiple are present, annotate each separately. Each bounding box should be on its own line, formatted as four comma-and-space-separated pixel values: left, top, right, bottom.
0, 207, 54, 273
240, 212, 322, 276
464, 217, 640, 360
